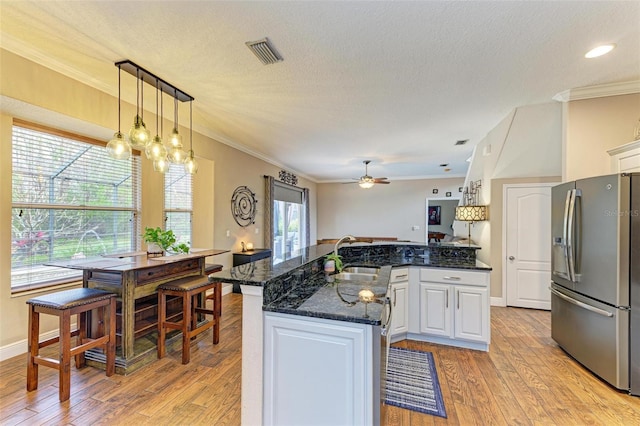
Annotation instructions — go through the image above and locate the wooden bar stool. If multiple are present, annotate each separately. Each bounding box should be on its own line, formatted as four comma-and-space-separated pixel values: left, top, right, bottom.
157, 276, 221, 364
26, 288, 116, 402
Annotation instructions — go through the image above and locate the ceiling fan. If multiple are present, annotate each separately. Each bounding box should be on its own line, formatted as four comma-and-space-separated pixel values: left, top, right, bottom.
345, 160, 390, 189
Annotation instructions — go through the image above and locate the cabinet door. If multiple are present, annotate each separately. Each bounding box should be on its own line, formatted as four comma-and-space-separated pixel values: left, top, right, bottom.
454, 287, 489, 342
419, 283, 452, 337
390, 282, 409, 336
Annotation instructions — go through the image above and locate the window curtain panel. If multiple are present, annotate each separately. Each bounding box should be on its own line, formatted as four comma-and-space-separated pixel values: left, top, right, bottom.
264, 175, 275, 250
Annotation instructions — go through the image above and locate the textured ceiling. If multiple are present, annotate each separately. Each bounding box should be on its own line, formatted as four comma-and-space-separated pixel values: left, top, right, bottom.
1, 1, 639, 182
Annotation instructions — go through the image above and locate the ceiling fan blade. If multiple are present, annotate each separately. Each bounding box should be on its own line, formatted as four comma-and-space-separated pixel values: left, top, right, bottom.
374, 180, 390, 184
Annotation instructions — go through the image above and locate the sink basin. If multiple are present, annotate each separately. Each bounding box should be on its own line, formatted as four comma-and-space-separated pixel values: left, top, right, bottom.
342, 266, 380, 274
333, 272, 378, 281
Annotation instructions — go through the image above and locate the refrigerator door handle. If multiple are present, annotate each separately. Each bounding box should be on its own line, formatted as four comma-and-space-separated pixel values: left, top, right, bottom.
567, 189, 580, 282
562, 189, 573, 280
550, 287, 614, 317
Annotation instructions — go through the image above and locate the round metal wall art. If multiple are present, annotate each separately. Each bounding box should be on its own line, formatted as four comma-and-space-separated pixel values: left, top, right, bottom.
231, 186, 257, 227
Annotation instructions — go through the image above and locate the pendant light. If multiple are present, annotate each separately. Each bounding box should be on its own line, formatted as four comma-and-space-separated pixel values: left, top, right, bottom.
167, 90, 186, 164
129, 69, 151, 149
146, 79, 168, 162
184, 100, 198, 174
106, 64, 132, 160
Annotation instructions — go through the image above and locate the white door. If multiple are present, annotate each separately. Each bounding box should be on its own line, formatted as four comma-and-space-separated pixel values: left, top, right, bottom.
504, 184, 556, 310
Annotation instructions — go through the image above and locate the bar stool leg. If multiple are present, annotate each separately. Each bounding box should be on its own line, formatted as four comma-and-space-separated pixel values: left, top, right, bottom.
181, 292, 191, 365
213, 283, 221, 345
106, 298, 116, 376
26, 305, 39, 392
75, 310, 87, 369
157, 290, 166, 359
59, 310, 72, 402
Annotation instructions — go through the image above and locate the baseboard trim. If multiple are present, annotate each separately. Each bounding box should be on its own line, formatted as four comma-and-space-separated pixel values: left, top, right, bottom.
491, 296, 506, 307
0, 324, 76, 362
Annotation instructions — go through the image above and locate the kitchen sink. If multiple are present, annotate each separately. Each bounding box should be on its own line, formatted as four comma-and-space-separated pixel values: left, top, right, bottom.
342, 266, 380, 274
333, 272, 378, 281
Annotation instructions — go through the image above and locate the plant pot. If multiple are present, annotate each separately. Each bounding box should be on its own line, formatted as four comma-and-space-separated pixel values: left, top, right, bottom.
324, 260, 335, 274
147, 242, 164, 257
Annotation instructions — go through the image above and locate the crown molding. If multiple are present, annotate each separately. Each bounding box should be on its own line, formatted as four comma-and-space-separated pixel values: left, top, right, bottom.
553, 80, 640, 102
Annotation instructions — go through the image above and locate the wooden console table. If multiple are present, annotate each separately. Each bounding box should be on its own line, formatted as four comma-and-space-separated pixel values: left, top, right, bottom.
47, 248, 227, 374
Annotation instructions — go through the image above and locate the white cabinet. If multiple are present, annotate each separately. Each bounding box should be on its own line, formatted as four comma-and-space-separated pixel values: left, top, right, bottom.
389, 268, 409, 338
413, 268, 490, 351
263, 312, 379, 426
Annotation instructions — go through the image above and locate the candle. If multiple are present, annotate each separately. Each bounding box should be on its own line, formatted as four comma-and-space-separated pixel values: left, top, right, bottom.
246, 242, 254, 251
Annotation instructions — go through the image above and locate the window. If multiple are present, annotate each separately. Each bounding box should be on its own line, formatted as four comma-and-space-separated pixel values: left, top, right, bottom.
265, 177, 310, 263
11, 122, 141, 291
164, 163, 192, 245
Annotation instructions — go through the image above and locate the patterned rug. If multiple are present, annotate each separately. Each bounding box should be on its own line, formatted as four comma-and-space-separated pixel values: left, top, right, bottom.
384, 346, 447, 418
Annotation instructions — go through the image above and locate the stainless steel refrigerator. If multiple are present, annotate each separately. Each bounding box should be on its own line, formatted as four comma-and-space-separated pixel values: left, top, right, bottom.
551, 173, 639, 396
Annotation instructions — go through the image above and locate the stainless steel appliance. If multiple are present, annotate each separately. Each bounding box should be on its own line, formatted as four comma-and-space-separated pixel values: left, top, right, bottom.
551, 173, 639, 395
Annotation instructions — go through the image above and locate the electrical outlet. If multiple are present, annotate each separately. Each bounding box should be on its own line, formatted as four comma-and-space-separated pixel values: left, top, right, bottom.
412, 225, 420, 231
255, 228, 259, 234
226, 230, 230, 237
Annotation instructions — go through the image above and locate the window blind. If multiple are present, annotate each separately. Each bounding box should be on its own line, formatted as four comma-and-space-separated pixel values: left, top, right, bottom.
11, 124, 141, 291
164, 163, 192, 245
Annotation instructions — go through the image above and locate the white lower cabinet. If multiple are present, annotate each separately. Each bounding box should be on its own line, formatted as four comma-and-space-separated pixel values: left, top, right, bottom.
412, 267, 490, 351
389, 268, 409, 339
263, 312, 379, 426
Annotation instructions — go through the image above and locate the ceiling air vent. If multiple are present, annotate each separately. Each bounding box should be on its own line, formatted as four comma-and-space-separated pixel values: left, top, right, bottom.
245, 38, 283, 65
455, 139, 469, 146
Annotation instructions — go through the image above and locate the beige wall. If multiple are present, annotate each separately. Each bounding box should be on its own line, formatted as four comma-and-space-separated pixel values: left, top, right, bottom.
564, 93, 640, 181
0, 49, 316, 354
317, 178, 464, 243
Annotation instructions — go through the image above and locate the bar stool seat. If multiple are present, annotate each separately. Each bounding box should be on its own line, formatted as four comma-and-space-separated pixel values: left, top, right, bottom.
157, 276, 221, 364
26, 287, 116, 402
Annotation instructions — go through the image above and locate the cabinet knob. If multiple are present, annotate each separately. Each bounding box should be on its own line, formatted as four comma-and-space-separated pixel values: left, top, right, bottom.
508, 256, 515, 261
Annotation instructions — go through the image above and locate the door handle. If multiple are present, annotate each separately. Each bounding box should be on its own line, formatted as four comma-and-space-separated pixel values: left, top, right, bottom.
549, 287, 613, 317
508, 256, 515, 260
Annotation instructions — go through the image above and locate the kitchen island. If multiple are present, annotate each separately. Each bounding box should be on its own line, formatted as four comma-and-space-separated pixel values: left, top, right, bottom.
210, 242, 490, 426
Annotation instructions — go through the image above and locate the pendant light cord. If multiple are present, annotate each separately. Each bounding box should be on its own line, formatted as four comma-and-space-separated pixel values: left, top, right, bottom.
117, 65, 121, 132
190, 100, 193, 150
135, 68, 140, 117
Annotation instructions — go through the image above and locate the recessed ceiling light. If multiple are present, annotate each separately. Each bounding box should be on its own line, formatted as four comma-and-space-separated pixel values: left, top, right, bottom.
455, 139, 468, 146
585, 44, 616, 59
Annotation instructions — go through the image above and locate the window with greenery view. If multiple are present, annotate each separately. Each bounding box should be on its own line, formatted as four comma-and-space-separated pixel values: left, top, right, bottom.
11, 123, 141, 292
164, 163, 192, 246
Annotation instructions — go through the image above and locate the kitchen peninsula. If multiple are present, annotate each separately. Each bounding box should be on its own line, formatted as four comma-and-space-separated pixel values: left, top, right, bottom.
47, 248, 227, 374
209, 242, 490, 426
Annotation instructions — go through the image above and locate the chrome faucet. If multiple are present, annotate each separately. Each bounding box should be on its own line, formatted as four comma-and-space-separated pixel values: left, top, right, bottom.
334, 235, 356, 256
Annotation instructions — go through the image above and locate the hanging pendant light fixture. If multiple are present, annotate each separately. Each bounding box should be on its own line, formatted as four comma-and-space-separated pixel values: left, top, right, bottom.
184, 100, 199, 175
111, 60, 195, 173
146, 79, 168, 162
167, 90, 186, 164
129, 69, 151, 149
106, 64, 132, 160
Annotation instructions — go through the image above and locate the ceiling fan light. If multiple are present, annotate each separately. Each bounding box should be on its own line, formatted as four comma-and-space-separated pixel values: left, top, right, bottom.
359, 178, 375, 189
106, 131, 131, 160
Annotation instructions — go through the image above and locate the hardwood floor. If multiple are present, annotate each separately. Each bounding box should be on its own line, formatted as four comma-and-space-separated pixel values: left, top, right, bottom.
1, 295, 639, 425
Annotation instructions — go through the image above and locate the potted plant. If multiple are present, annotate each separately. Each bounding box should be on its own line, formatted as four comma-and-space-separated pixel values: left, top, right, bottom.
324, 252, 344, 273
142, 227, 189, 256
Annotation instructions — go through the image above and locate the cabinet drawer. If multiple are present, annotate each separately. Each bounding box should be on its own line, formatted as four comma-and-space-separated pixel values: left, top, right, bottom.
390, 268, 409, 283
420, 268, 488, 287
135, 259, 201, 284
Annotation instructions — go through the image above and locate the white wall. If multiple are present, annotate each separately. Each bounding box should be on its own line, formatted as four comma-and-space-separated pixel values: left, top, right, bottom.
317, 178, 464, 243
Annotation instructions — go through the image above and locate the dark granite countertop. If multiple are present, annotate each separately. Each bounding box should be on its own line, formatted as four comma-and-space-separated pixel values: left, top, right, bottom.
208, 242, 491, 325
